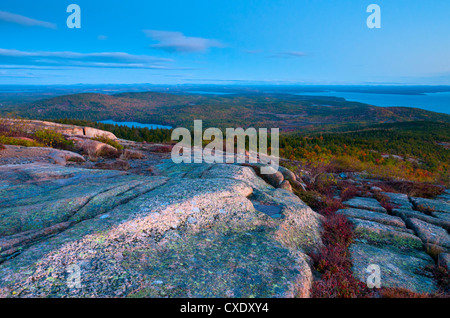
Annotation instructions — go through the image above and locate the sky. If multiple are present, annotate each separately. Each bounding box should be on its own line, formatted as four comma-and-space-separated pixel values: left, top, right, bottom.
0, 0, 449, 85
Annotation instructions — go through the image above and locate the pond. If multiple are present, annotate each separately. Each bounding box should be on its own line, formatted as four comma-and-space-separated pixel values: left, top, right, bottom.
98, 120, 172, 130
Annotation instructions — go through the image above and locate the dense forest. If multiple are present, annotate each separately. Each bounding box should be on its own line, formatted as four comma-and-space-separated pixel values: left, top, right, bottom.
53, 118, 173, 143
281, 121, 450, 185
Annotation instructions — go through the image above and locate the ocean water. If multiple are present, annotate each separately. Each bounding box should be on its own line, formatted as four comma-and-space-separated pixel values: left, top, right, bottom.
98, 120, 172, 130
294, 91, 450, 114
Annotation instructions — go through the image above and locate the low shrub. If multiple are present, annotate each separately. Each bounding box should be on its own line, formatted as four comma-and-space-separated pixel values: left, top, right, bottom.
92, 135, 124, 151
340, 186, 359, 202
33, 129, 74, 150
0, 135, 43, 147
0, 143, 5, 150
293, 188, 326, 211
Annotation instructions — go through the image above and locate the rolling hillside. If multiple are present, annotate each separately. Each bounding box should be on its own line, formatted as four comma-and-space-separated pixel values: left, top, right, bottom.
2, 91, 449, 131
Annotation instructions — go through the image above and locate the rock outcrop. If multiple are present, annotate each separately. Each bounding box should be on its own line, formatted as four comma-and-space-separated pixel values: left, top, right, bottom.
341, 192, 450, 294
0, 145, 85, 166
1, 118, 117, 140
0, 156, 322, 297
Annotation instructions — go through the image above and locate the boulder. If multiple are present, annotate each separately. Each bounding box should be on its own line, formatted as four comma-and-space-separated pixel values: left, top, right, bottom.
83, 127, 117, 140
121, 149, 145, 160
48, 149, 85, 166
264, 171, 284, 188
278, 166, 297, 181
279, 180, 293, 192
69, 137, 119, 158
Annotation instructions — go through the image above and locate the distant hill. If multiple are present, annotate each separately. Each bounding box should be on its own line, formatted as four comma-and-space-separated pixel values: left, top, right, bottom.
2, 91, 450, 131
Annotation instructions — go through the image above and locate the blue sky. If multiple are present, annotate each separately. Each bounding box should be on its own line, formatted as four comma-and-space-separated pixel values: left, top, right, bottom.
0, 0, 449, 85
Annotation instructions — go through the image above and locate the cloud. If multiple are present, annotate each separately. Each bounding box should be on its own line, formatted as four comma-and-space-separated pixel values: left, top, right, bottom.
97, 35, 108, 41
0, 11, 57, 29
0, 48, 180, 70
269, 51, 307, 58
143, 30, 225, 53
243, 50, 264, 54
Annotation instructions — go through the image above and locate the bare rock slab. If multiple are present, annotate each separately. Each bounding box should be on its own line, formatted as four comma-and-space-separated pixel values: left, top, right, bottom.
350, 243, 437, 294
438, 253, 450, 271
432, 212, 450, 222
349, 218, 423, 250
342, 197, 387, 213
337, 208, 405, 228
392, 209, 450, 232
0, 162, 322, 298
410, 197, 450, 214
381, 192, 413, 210
406, 218, 450, 250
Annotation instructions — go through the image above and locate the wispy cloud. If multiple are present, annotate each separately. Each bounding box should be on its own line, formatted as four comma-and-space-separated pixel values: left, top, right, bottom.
143, 30, 225, 53
243, 50, 264, 54
269, 51, 307, 58
0, 11, 57, 29
0, 69, 39, 78
0, 48, 180, 70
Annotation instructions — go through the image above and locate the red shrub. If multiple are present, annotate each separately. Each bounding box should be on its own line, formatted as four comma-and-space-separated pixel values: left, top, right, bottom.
340, 186, 359, 202
308, 206, 373, 298
373, 180, 444, 199
311, 245, 351, 274
374, 192, 398, 213
427, 265, 450, 295
318, 198, 344, 217
321, 214, 354, 247
313, 269, 374, 298
380, 288, 429, 298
